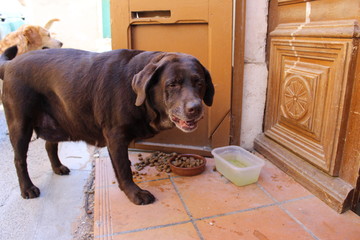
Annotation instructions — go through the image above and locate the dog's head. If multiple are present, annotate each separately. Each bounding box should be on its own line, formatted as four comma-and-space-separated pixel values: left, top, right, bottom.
19, 25, 63, 53
132, 52, 215, 132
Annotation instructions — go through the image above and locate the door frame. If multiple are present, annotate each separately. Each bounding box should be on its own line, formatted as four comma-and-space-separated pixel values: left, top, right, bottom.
230, 0, 246, 146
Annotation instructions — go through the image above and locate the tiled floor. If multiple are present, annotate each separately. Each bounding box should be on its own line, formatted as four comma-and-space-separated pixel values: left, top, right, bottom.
94, 151, 360, 240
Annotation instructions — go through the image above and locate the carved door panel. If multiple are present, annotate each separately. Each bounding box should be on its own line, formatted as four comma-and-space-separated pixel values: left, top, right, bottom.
265, 37, 354, 175
110, 0, 233, 154
255, 0, 360, 213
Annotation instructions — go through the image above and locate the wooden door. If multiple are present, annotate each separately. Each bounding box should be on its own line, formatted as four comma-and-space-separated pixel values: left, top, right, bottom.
110, 0, 233, 155
255, 0, 360, 213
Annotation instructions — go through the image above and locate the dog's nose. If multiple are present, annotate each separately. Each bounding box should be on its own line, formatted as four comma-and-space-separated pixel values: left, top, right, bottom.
186, 101, 202, 116
59, 42, 63, 47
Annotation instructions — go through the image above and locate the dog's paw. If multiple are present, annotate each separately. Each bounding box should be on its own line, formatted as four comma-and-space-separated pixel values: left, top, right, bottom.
134, 189, 156, 205
127, 188, 156, 205
53, 165, 70, 175
21, 185, 40, 199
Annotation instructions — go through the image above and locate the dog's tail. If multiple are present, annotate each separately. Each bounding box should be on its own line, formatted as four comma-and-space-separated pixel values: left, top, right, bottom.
0, 45, 18, 79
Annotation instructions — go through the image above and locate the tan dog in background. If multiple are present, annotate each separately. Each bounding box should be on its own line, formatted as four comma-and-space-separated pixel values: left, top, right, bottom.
0, 19, 63, 56
0, 19, 62, 102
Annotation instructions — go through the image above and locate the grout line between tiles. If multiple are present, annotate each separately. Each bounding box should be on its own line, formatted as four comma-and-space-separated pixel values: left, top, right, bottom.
193, 194, 315, 222
279, 205, 320, 240
169, 176, 204, 240
95, 176, 171, 189
195, 202, 278, 222
94, 220, 193, 238
256, 183, 320, 240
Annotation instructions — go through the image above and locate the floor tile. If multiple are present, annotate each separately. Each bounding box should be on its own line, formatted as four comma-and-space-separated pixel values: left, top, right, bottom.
283, 197, 360, 240
257, 160, 311, 202
172, 158, 274, 219
196, 205, 315, 240
95, 178, 190, 237
111, 223, 200, 240
95, 157, 118, 189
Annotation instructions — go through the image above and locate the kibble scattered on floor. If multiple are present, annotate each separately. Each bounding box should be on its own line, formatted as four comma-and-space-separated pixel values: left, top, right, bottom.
132, 152, 177, 179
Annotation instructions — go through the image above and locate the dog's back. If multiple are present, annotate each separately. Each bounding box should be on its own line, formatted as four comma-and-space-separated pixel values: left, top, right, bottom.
0, 47, 151, 145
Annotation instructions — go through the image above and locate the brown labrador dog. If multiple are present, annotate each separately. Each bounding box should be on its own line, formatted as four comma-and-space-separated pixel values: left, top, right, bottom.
0, 46, 214, 205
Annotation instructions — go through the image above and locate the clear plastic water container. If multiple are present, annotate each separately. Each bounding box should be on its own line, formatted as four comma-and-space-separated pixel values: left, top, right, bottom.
211, 145, 265, 186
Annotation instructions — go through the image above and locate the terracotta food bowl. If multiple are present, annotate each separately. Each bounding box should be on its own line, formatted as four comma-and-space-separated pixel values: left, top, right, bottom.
169, 154, 206, 176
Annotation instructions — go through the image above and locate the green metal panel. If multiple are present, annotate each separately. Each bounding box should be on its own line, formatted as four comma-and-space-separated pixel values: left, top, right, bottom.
102, 0, 111, 38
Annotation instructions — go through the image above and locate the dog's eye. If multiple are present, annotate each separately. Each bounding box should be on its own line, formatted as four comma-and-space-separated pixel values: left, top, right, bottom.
168, 83, 177, 88
192, 76, 202, 87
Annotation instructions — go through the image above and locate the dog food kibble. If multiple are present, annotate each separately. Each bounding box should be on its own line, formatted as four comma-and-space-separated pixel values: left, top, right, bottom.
133, 151, 176, 175
171, 156, 204, 168
132, 152, 204, 179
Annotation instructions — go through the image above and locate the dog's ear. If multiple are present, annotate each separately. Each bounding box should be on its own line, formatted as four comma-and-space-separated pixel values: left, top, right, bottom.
132, 53, 167, 106
44, 18, 60, 30
23, 26, 41, 44
201, 66, 215, 106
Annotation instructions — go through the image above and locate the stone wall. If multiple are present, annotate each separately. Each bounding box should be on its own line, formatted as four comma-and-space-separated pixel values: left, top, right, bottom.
240, 0, 269, 149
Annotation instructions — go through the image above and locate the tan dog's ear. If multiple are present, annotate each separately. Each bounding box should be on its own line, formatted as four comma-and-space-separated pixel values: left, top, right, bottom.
44, 18, 60, 30
132, 53, 167, 106
22, 26, 41, 44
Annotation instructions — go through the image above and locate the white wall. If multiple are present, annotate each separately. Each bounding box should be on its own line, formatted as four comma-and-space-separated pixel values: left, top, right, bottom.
21, 0, 111, 52
240, 0, 269, 150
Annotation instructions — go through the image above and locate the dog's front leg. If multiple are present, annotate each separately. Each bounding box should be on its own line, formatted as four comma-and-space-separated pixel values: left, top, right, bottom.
104, 129, 156, 205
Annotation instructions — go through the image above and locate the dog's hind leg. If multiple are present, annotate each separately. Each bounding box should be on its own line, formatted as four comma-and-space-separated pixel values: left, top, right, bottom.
45, 141, 70, 175
7, 119, 40, 199
2, 79, 42, 198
